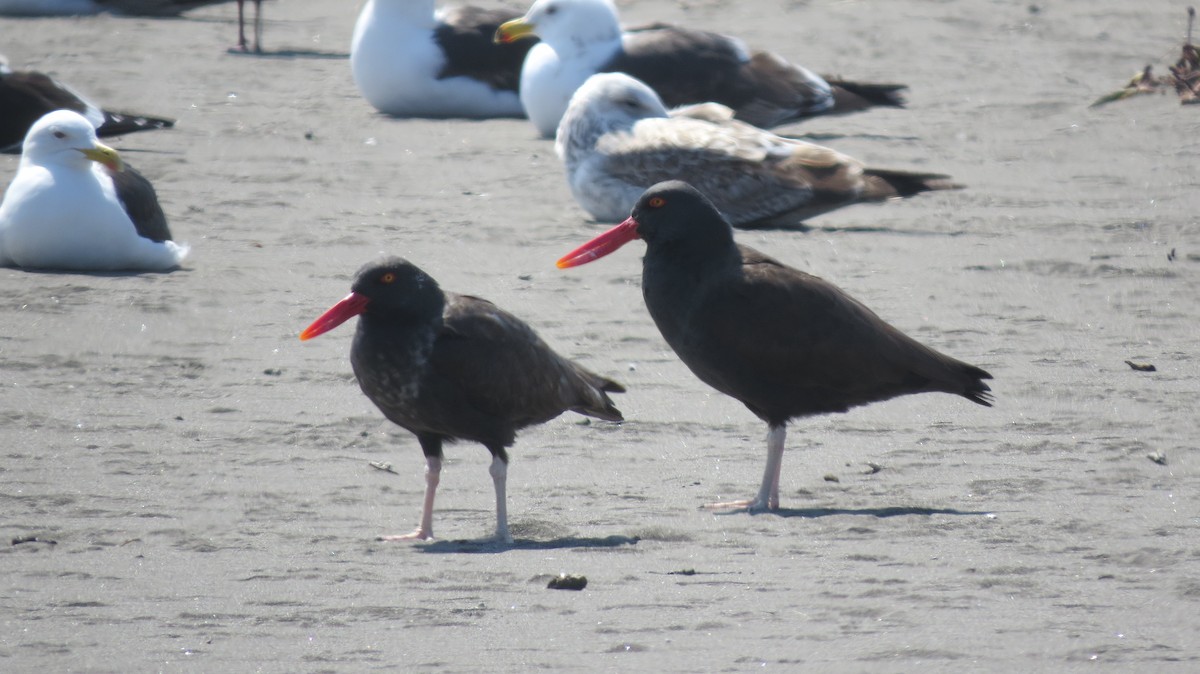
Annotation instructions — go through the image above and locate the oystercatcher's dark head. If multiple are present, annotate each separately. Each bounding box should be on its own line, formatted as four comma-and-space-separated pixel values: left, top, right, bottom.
300, 257, 443, 340
556, 181, 734, 268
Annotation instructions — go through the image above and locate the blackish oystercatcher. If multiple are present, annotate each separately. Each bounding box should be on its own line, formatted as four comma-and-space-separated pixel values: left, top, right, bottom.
557, 181, 992, 511
495, 0, 905, 137
300, 257, 624, 542
0, 110, 187, 271
352, 1, 537, 118
556, 72, 959, 229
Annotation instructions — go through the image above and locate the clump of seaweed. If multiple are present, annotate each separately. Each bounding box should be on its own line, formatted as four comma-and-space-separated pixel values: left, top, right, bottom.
1169, 7, 1200, 103
1091, 7, 1199, 107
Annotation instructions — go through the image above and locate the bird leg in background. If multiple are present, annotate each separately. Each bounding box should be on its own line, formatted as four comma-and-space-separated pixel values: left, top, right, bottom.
489, 454, 513, 543
252, 0, 264, 54
379, 456, 442, 541
234, 0, 263, 54
236, 0, 249, 51
705, 425, 786, 512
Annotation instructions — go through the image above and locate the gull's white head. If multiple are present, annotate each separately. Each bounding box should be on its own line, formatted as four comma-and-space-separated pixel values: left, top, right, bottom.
566, 72, 668, 127
499, 0, 620, 53
556, 72, 668, 159
22, 109, 123, 172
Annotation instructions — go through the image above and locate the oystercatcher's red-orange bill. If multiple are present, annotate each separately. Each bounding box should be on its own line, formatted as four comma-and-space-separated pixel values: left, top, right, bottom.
299, 292, 371, 341
556, 217, 640, 269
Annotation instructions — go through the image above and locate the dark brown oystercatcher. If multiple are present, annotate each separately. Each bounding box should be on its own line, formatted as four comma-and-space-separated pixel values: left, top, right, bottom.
557, 181, 992, 511
300, 257, 624, 542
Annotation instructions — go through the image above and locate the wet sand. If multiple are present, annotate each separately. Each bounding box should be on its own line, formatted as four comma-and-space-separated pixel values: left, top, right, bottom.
2, 0, 1199, 671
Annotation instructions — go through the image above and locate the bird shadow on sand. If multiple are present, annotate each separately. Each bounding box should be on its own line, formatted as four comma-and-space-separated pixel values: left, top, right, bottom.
776, 132, 924, 143
806, 224, 971, 236
417, 534, 640, 554
13, 267, 188, 278
591, 218, 964, 236
1, 145, 182, 158
714, 505, 993, 519
225, 48, 348, 60
111, 148, 187, 156
734, 222, 970, 236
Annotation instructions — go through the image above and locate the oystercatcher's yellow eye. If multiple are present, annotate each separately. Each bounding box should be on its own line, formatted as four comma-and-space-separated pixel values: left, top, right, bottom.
380, 272, 396, 283
648, 196, 666, 208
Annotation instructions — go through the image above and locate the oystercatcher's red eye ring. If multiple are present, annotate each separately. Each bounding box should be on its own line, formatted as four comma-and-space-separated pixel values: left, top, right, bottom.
380, 272, 396, 284
648, 197, 666, 208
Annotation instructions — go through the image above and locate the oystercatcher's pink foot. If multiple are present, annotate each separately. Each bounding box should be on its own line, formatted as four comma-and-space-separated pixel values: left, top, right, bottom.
378, 529, 433, 542
704, 427, 785, 512
703, 497, 778, 513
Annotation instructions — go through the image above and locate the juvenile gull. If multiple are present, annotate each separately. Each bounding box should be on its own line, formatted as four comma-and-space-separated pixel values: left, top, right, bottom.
352, 0, 537, 117
0, 110, 188, 272
556, 73, 957, 229
300, 257, 624, 543
558, 181, 992, 512
496, 0, 905, 137
1, 57, 174, 153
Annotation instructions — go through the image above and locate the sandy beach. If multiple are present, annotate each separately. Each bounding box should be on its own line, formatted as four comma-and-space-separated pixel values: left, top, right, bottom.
2, 0, 1199, 670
